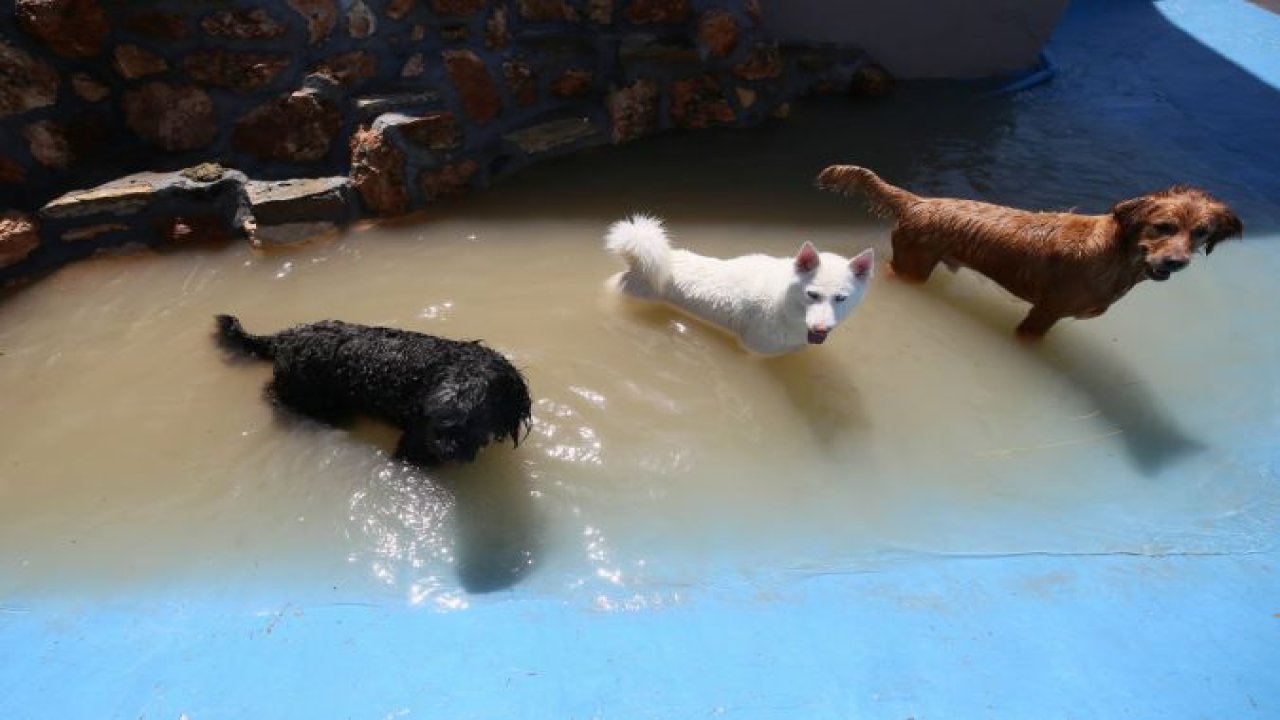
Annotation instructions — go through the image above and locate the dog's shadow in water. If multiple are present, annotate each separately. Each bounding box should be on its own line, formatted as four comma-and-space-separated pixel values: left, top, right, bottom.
343, 420, 543, 594
608, 294, 870, 449
759, 350, 870, 450
912, 278, 1204, 477
436, 450, 543, 593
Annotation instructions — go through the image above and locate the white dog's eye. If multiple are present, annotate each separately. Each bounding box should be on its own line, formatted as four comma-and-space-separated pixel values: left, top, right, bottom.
834, 294, 848, 303
806, 290, 821, 300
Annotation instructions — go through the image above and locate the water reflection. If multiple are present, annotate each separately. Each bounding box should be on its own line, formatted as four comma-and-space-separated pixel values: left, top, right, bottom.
347, 459, 455, 594
344, 428, 542, 600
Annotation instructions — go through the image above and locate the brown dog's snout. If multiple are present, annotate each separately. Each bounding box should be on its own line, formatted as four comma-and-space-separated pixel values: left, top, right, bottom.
1159, 255, 1190, 273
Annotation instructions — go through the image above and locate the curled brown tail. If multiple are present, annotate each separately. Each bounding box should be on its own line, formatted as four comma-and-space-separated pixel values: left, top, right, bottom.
816, 165, 917, 218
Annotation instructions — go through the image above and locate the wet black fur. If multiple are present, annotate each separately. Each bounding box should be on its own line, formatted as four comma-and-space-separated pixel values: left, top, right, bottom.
215, 315, 532, 467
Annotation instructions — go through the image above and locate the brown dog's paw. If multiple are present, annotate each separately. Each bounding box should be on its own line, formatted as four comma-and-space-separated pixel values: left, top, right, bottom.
1014, 319, 1054, 341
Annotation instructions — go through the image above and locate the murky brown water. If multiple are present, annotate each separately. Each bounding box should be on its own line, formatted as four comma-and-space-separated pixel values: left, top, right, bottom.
2, 100, 1277, 608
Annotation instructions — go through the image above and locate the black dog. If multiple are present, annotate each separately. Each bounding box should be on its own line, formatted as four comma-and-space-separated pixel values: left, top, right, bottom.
215, 315, 532, 467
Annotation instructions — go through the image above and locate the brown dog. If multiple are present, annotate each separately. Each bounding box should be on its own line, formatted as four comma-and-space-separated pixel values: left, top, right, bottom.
816, 165, 1243, 338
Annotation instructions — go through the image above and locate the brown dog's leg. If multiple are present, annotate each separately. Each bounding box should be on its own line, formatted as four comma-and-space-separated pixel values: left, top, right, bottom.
1015, 305, 1061, 339
889, 230, 943, 282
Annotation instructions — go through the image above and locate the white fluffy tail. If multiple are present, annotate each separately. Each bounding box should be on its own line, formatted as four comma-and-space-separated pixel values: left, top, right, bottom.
605, 214, 672, 292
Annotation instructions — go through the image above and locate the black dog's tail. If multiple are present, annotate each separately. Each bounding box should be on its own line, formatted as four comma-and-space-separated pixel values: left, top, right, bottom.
215, 314, 275, 360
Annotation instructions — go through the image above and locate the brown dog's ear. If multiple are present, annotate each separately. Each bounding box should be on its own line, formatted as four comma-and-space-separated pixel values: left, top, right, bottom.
1206, 206, 1243, 255
1111, 196, 1154, 239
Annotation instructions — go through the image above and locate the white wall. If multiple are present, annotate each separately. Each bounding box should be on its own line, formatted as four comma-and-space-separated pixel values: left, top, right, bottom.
765, 0, 1070, 79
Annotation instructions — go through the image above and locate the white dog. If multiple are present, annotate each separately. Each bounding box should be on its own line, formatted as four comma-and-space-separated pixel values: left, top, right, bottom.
604, 215, 874, 355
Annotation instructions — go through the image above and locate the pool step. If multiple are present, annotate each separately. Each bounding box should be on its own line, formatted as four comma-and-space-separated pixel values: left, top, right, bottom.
32, 165, 254, 276
9, 168, 358, 280
352, 91, 446, 122
245, 176, 355, 248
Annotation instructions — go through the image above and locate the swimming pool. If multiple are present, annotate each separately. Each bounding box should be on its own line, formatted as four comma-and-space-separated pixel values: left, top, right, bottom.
2, 0, 1278, 717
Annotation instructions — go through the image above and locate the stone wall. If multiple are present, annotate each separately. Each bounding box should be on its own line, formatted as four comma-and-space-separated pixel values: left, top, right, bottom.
0, 0, 883, 284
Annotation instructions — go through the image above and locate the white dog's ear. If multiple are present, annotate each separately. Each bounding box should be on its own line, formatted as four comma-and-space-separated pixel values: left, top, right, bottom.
794, 242, 821, 272
850, 248, 874, 279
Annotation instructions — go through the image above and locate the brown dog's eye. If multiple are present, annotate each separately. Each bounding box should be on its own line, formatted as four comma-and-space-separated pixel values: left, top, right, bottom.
1153, 222, 1178, 236
1192, 226, 1210, 239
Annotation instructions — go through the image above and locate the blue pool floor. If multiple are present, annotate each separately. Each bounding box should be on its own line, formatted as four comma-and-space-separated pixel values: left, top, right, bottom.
3, 0, 1280, 717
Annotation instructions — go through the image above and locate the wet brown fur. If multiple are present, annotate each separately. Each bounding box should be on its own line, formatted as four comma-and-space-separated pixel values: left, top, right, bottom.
817, 165, 1243, 337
